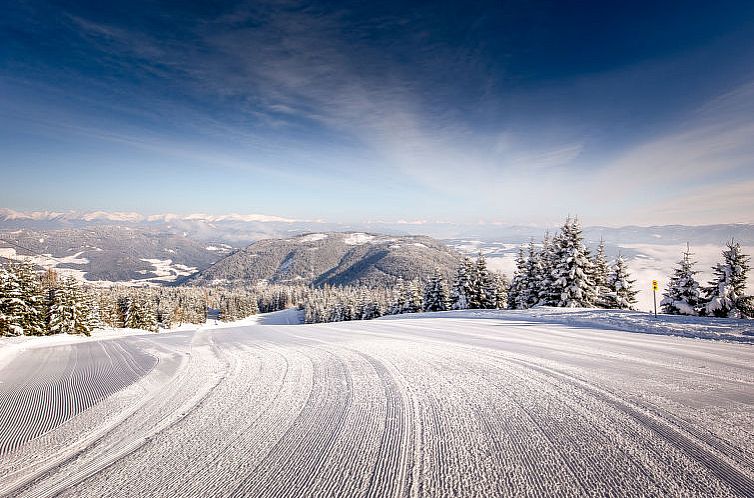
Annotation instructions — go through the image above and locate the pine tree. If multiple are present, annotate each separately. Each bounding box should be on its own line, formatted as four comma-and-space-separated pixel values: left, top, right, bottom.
522, 241, 541, 308
661, 244, 702, 316
603, 256, 638, 309
48, 276, 93, 336
490, 272, 509, 309
403, 280, 424, 313
451, 258, 475, 310
538, 232, 557, 306
0, 264, 24, 336
361, 294, 382, 320
702, 240, 753, 318
507, 247, 527, 309
140, 297, 158, 332
469, 253, 495, 309
550, 217, 597, 307
592, 239, 610, 308
124, 296, 141, 329
390, 279, 407, 314
82, 288, 101, 332
423, 270, 450, 312
14, 262, 46, 335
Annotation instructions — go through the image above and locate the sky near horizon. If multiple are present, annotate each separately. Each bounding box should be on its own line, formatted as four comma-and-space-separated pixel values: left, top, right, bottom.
2, 1, 754, 226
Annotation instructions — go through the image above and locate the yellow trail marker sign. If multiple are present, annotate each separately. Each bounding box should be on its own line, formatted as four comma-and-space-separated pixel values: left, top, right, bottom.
652, 280, 658, 291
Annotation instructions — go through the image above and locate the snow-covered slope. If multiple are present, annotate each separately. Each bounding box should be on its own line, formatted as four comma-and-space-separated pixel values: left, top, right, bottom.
0, 226, 231, 284
182, 232, 462, 287
1, 312, 752, 496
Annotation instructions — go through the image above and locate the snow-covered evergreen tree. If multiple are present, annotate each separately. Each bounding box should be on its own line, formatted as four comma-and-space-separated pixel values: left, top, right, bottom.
490, 272, 509, 309
521, 241, 541, 308
451, 258, 475, 310
550, 217, 596, 307
469, 253, 495, 309
124, 296, 141, 329
82, 289, 101, 331
361, 295, 382, 320
423, 270, 450, 312
603, 256, 638, 309
403, 280, 424, 313
537, 232, 557, 306
507, 247, 527, 309
13, 262, 46, 335
0, 264, 24, 336
702, 240, 753, 318
49, 276, 93, 336
389, 279, 407, 314
592, 239, 610, 308
140, 296, 158, 332
661, 244, 702, 315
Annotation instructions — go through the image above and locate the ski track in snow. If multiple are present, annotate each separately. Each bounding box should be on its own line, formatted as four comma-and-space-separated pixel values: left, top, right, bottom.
1, 315, 753, 497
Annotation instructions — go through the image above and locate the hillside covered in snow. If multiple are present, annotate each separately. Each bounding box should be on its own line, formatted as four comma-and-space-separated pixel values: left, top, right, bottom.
181, 232, 463, 288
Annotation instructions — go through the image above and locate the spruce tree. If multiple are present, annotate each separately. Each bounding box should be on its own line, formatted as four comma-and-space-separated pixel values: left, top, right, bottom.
0, 264, 24, 336
603, 256, 638, 309
702, 240, 753, 318
592, 239, 610, 308
140, 296, 158, 332
404, 280, 424, 313
550, 217, 597, 307
470, 253, 496, 309
49, 276, 93, 336
451, 258, 475, 310
661, 244, 702, 315
423, 270, 450, 312
390, 279, 407, 314
522, 241, 541, 308
538, 232, 557, 306
507, 248, 527, 310
490, 272, 509, 309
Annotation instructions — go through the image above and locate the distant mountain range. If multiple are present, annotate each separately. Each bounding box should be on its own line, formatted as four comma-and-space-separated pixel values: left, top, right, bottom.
3, 208, 752, 246
181, 232, 462, 288
0, 208, 300, 224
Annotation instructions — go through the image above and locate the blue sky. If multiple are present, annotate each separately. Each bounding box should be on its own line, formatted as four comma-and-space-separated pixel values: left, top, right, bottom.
2, 0, 754, 225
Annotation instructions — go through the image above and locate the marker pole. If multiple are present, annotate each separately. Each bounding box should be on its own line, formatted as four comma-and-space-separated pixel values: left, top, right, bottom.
653, 289, 657, 317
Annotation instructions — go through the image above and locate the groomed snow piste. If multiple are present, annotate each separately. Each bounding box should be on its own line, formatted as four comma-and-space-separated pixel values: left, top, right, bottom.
1, 310, 753, 497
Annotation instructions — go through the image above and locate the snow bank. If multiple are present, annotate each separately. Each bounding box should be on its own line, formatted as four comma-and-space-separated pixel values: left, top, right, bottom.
379, 308, 754, 343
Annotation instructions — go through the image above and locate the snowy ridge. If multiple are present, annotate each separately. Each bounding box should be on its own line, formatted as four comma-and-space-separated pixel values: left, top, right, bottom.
0, 208, 302, 224
343, 232, 375, 245
185, 231, 463, 287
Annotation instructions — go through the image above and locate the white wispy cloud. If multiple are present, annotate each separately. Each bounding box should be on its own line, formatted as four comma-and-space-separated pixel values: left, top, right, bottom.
27, 3, 754, 224
586, 80, 754, 223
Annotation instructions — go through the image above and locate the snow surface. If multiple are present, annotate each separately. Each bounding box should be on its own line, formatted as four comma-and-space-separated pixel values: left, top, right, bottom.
139, 258, 197, 282
0, 247, 94, 283
298, 233, 328, 243
343, 232, 375, 245
1, 311, 753, 497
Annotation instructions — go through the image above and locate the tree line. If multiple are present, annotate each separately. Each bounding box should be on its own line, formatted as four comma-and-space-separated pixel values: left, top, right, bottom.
506, 217, 638, 310
2, 217, 751, 336
301, 255, 508, 324
661, 240, 752, 318
0, 263, 283, 336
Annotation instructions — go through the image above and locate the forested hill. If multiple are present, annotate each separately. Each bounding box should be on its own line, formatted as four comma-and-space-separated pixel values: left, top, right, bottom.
181, 232, 463, 288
